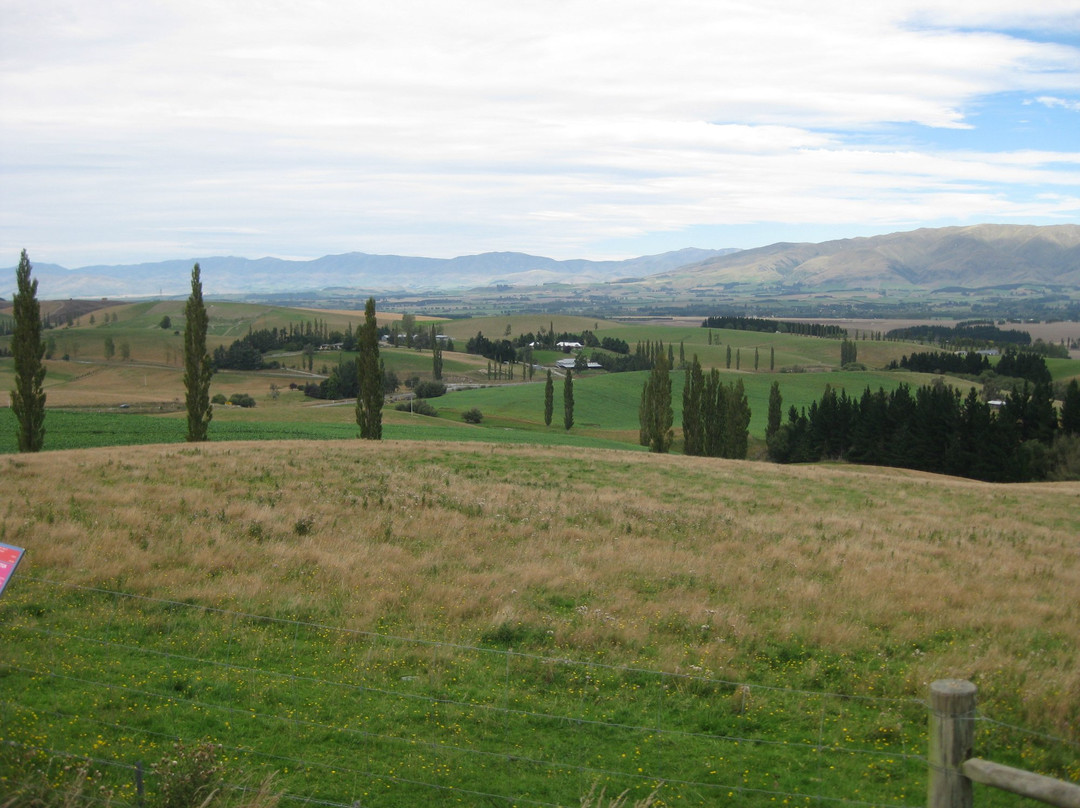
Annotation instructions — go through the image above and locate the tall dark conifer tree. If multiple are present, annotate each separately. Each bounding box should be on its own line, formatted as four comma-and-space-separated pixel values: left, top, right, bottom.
10, 250, 46, 452
183, 263, 212, 442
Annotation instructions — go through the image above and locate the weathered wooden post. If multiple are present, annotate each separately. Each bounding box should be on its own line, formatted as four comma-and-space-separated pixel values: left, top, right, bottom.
928, 679, 977, 808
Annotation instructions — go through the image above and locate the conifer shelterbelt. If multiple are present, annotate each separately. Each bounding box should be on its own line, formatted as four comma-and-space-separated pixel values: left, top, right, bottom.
10, 250, 47, 452
356, 297, 383, 439
183, 263, 213, 442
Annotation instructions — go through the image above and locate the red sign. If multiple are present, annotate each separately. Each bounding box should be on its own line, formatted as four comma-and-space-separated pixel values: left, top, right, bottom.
0, 543, 25, 597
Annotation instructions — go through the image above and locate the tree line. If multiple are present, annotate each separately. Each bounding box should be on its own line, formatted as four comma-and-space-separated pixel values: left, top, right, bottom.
886, 348, 1054, 386
884, 322, 1030, 347
767, 378, 1080, 482
702, 315, 847, 338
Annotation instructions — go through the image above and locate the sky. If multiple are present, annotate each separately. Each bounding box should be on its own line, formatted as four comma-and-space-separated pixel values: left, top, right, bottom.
2, 0, 1080, 268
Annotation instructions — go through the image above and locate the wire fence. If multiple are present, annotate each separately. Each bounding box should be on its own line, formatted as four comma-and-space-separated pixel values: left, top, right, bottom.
0, 577, 1075, 807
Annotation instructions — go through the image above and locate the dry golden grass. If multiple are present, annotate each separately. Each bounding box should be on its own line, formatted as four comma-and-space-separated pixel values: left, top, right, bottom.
3, 440, 1078, 738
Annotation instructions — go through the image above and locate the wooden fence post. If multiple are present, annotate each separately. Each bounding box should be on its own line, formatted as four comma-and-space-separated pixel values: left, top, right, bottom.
928, 679, 977, 808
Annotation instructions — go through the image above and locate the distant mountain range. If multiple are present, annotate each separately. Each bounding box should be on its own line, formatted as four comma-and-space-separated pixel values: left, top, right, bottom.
4, 248, 735, 299
4, 224, 1079, 300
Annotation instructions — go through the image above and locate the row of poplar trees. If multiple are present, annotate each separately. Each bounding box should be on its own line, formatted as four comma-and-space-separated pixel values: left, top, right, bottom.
8, 255, 387, 451
638, 353, 751, 456
183, 268, 386, 442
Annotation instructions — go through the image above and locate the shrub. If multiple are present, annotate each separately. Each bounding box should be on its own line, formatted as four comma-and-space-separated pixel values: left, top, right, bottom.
395, 399, 438, 417
211, 393, 227, 405
413, 380, 447, 398
228, 393, 256, 408
462, 407, 483, 424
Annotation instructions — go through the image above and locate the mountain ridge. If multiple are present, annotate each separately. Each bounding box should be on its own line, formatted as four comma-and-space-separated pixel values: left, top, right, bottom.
648, 224, 1080, 291
5, 224, 1080, 299
4, 247, 736, 299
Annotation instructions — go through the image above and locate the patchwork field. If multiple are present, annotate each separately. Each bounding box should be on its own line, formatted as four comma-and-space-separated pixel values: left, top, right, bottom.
11, 303, 1078, 456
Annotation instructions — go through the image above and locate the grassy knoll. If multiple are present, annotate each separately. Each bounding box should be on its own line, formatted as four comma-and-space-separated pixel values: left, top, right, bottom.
0, 441, 1077, 805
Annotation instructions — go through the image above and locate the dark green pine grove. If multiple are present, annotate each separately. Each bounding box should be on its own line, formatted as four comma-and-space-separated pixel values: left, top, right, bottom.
767, 377, 1068, 482
10, 250, 47, 452
183, 263, 213, 442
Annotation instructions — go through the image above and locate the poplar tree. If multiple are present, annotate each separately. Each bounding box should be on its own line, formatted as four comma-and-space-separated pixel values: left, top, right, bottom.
563, 370, 574, 431
640, 351, 673, 453
682, 355, 704, 455
766, 380, 783, 441
10, 250, 46, 452
544, 370, 554, 426
183, 263, 212, 442
725, 378, 751, 459
356, 297, 383, 439
431, 324, 443, 380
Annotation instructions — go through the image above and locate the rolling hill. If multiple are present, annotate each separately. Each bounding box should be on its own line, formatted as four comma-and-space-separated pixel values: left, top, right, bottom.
641, 224, 1080, 292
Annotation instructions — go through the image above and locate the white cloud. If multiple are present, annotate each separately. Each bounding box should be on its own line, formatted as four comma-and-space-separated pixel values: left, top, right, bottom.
1035, 95, 1080, 111
2, 0, 1080, 265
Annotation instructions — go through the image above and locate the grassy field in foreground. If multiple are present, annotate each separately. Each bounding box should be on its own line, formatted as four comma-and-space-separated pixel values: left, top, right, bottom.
1, 441, 1077, 805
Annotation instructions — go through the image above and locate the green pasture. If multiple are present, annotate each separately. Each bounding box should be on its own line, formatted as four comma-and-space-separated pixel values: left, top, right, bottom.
1045, 357, 1080, 381
437, 367, 976, 442
4, 308, 1077, 457
1, 581, 933, 807
0, 406, 647, 455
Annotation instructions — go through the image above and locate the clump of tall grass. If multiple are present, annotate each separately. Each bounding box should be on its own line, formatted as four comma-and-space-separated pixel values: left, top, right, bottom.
0, 743, 281, 808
